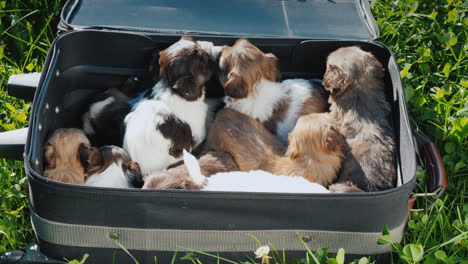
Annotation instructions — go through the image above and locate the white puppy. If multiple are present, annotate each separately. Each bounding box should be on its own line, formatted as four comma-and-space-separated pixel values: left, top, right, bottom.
183, 150, 329, 193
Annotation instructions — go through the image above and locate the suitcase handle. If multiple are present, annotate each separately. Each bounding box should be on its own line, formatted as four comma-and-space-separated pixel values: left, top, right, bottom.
7, 72, 41, 101
0, 127, 28, 160
414, 129, 447, 196
409, 126, 447, 213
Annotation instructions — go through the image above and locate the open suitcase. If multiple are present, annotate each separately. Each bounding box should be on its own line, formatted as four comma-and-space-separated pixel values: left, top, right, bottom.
0, 0, 447, 263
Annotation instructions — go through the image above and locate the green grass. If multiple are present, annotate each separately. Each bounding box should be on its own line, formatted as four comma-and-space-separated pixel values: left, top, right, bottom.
0, 0, 467, 263
371, 0, 467, 263
0, 0, 63, 253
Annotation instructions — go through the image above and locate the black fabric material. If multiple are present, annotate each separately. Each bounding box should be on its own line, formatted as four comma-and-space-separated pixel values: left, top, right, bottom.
28, 171, 414, 231
38, 239, 393, 264
60, 0, 378, 40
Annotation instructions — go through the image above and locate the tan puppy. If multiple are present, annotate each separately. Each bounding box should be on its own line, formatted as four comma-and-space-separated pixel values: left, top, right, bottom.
269, 113, 345, 186
323, 46, 396, 191
43, 128, 90, 184
206, 109, 345, 187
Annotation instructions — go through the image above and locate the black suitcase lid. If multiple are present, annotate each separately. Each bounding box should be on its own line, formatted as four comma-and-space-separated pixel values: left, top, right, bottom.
59, 0, 379, 40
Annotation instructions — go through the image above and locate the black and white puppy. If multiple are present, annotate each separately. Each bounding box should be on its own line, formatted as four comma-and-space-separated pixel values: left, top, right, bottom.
79, 144, 143, 188
82, 76, 144, 146
123, 36, 218, 174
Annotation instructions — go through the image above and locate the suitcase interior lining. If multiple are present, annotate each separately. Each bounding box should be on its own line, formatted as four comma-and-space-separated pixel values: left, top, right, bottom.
29, 31, 413, 190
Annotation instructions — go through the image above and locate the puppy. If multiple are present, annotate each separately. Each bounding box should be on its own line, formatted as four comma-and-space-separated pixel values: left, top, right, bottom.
82, 76, 143, 146
43, 128, 90, 184
123, 36, 217, 174
143, 151, 238, 189
182, 150, 330, 193
79, 144, 143, 188
219, 39, 329, 143
268, 113, 345, 187
323, 46, 396, 192
206, 109, 345, 187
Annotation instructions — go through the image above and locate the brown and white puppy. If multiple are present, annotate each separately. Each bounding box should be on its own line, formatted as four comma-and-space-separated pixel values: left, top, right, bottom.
323, 46, 396, 192
142, 151, 238, 189
82, 76, 143, 146
43, 128, 90, 184
206, 108, 345, 187
123, 36, 218, 174
79, 145, 143, 188
219, 39, 329, 143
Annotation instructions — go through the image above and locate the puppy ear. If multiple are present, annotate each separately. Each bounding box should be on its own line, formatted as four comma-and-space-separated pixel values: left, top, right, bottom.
123, 161, 144, 188
224, 72, 249, 98
158, 50, 169, 83
264, 53, 281, 82
285, 134, 302, 159
323, 64, 352, 92
78, 144, 103, 171
322, 126, 345, 154
78, 143, 91, 168
43, 142, 57, 169
196, 50, 216, 77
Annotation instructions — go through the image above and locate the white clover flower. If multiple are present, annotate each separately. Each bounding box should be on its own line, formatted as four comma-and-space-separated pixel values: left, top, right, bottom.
254, 245, 272, 264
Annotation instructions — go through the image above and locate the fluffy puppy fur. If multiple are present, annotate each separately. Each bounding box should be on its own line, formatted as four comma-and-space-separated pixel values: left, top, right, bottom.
268, 113, 345, 186
79, 145, 143, 188
143, 151, 238, 189
219, 39, 329, 143
328, 182, 364, 193
82, 76, 143, 146
43, 128, 90, 184
205, 108, 285, 171
206, 108, 345, 187
182, 150, 329, 193
123, 36, 217, 174
323, 46, 396, 191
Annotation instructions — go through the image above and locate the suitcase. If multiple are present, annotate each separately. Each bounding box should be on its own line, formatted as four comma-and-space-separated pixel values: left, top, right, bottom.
0, 0, 447, 263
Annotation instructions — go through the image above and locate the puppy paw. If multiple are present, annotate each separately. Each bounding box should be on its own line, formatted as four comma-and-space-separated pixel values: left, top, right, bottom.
123, 161, 144, 187
142, 172, 203, 190
328, 182, 364, 193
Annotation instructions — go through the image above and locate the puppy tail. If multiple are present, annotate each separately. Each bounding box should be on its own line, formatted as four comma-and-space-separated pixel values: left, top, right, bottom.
183, 149, 207, 186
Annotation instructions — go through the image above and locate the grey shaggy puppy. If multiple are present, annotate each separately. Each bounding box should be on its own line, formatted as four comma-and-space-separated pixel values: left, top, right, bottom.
323, 46, 396, 192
